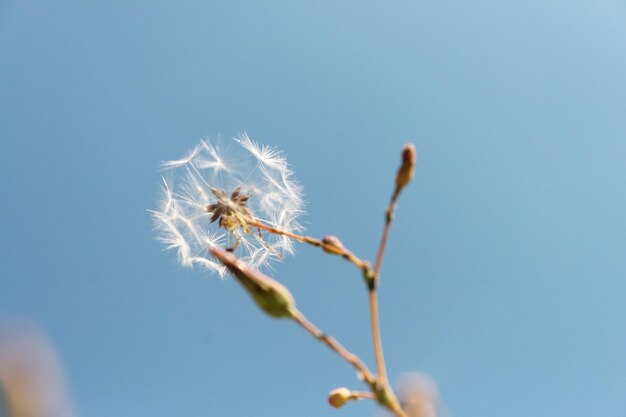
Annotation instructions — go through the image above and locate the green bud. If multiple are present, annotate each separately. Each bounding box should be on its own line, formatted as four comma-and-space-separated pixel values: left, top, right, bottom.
210, 247, 296, 319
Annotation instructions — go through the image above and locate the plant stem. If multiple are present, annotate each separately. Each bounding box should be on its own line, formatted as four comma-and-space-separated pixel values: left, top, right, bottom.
251, 220, 370, 273
389, 401, 410, 417
350, 391, 376, 401
369, 193, 399, 385
291, 309, 376, 386
292, 309, 408, 417
374, 197, 397, 276
368, 288, 387, 383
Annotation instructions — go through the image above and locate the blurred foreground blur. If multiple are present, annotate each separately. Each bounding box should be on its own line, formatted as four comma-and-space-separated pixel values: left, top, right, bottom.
397, 373, 441, 417
0, 324, 74, 417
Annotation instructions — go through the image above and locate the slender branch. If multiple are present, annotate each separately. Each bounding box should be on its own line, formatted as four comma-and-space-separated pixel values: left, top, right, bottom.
368, 288, 386, 381
292, 309, 408, 417
250, 219, 371, 274
374, 143, 416, 280
374, 194, 399, 277
291, 309, 376, 386
369, 144, 416, 390
367, 192, 402, 387
350, 391, 376, 401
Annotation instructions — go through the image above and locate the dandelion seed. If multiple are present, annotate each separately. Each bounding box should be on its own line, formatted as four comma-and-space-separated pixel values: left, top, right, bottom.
151, 134, 303, 276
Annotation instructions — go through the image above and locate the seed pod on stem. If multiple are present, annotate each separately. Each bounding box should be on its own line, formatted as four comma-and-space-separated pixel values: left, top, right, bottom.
327, 387, 375, 409
321, 235, 346, 256
328, 387, 353, 408
210, 247, 296, 319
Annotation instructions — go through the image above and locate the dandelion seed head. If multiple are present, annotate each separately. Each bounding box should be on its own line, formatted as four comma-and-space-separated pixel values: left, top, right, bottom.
152, 134, 303, 276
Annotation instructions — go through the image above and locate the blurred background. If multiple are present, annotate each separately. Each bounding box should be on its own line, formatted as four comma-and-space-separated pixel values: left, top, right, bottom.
1, 1, 626, 416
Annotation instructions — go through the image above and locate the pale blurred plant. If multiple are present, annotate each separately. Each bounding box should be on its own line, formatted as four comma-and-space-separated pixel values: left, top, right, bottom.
0, 324, 75, 417
152, 134, 432, 417
397, 373, 441, 417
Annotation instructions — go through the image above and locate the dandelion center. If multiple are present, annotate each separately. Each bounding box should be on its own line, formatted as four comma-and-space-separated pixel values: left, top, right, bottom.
207, 186, 252, 233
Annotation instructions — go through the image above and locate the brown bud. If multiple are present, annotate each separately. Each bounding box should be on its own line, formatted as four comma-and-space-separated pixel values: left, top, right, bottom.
395, 143, 416, 195
210, 247, 296, 319
328, 387, 353, 409
321, 235, 345, 256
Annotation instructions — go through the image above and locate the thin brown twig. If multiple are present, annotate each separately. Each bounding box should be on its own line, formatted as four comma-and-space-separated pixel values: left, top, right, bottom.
374, 193, 400, 278
369, 143, 416, 396
368, 286, 387, 381
291, 309, 408, 417
368, 198, 402, 388
369, 193, 400, 385
250, 219, 371, 273
350, 391, 376, 400
291, 309, 376, 386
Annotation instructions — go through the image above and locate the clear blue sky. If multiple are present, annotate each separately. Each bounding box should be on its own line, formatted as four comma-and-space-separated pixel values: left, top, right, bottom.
1, 1, 626, 416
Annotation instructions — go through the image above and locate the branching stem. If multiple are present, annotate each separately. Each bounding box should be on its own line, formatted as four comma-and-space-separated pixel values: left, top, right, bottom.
247, 140, 416, 417
291, 309, 408, 417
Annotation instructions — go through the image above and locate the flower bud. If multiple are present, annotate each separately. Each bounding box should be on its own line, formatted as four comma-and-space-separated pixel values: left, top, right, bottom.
395, 143, 416, 195
321, 235, 345, 256
328, 387, 353, 409
210, 247, 296, 319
